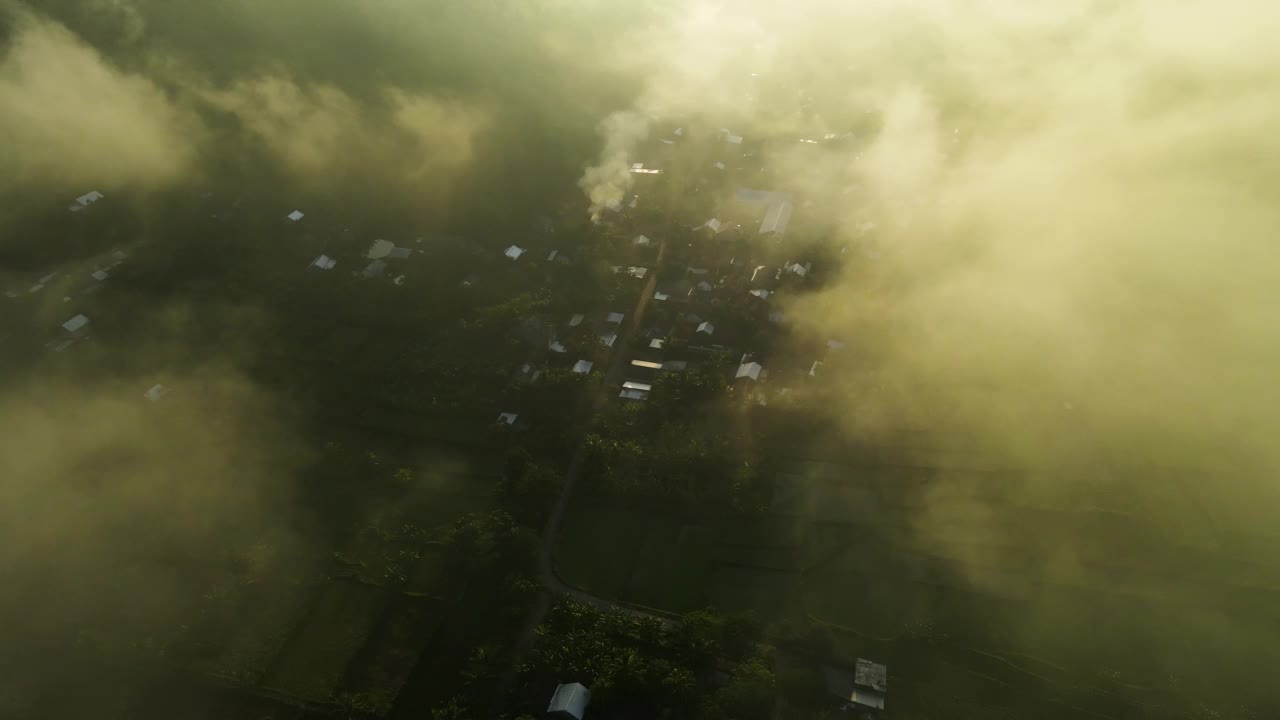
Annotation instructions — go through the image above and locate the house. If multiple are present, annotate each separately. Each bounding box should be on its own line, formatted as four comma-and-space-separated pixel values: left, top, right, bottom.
144, 384, 170, 402
572, 360, 594, 374
286, 210, 304, 221
497, 412, 519, 426
606, 312, 625, 324
504, 245, 527, 260
653, 291, 670, 301
735, 361, 763, 381
62, 314, 90, 334
822, 659, 887, 712
759, 200, 793, 235
367, 239, 396, 259
362, 260, 387, 278
696, 321, 715, 335
627, 267, 648, 279
619, 380, 652, 401
69, 191, 105, 212
633, 234, 652, 247
631, 359, 663, 370
311, 255, 337, 270
649, 339, 666, 350
548, 682, 591, 720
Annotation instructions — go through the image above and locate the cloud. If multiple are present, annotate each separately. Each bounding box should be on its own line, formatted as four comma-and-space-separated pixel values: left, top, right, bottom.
0, 8, 203, 194
202, 73, 488, 202
0, 362, 304, 713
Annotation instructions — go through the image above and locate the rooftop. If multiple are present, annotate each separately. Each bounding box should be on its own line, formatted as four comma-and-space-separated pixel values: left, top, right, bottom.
572, 360, 594, 374
548, 682, 591, 720
497, 412, 518, 426
286, 210, 304, 221
312, 255, 337, 270
62, 314, 90, 333
504, 245, 527, 260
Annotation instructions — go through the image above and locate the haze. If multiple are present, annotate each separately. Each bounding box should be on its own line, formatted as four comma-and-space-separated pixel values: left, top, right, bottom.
3, 1, 1278, 718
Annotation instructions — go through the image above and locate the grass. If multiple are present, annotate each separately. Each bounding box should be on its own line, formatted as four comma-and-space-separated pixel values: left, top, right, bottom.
342, 595, 444, 715
202, 580, 317, 686
263, 581, 390, 704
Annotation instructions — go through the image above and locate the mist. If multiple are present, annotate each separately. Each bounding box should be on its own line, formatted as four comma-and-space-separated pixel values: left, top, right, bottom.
5, 0, 1280, 716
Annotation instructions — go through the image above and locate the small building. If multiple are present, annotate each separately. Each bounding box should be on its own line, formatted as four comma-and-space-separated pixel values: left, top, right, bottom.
548, 682, 591, 720
633, 235, 652, 247
735, 361, 763, 381
698, 218, 724, 234
649, 339, 666, 350
366, 239, 395, 259
631, 359, 663, 370
759, 200, 794, 235
547, 249, 560, 262
549, 340, 567, 353
311, 255, 337, 270
627, 266, 648, 279
62, 314, 90, 334
69, 190, 105, 213
286, 210, 304, 221
696, 321, 715, 335
606, 312, 625, 324
653, 291, 670, 301
568, 313, 585, 327
362, 260, 387, 279
572, 360, 594, 374
505, 245, 527, 260
822, 659, 887, 713
497, 412, 519, 426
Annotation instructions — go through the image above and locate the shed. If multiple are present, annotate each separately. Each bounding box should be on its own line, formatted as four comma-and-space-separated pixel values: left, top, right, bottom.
505, 245, 527, 260
622, 381, 652, 393
631, 359, 663, 370
606, 312, 625, 324
286, 210, 304, 221
548, 682, 591, 720
735, 362, 763, 381
696, 321, 715, 335
497, 413, 519, 426
312, 255, 337, 270
572, 360, 594, 374
627, 266, 648, 279
69, 190, 105, 212
62, 314, 90, 334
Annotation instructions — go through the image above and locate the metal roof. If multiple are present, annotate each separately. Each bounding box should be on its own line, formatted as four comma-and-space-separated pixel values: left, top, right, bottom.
548, 682, 591, 720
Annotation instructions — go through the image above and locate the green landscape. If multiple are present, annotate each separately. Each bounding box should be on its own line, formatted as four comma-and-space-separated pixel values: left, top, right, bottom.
3, 1, 1280, 719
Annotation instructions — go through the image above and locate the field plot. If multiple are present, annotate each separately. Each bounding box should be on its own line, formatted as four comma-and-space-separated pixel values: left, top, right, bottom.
201, 581, 317, 686
263, 581, 390, 704
342, 595, 443, 715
